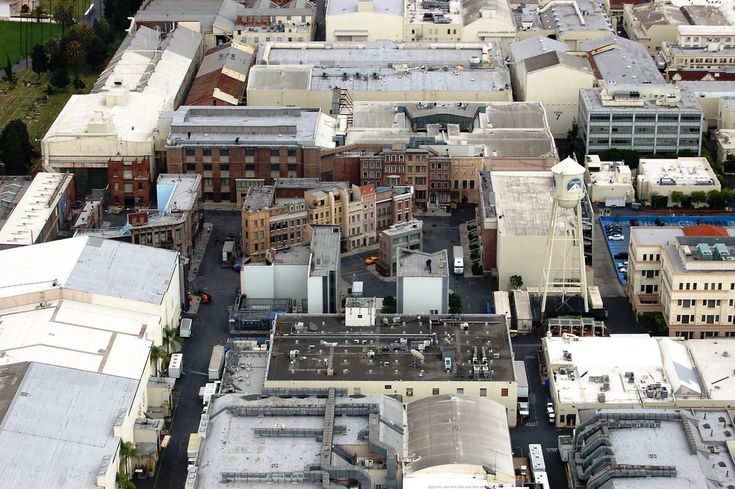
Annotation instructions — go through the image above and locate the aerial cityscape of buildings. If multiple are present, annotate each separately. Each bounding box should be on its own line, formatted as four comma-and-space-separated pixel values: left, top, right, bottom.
4, 0, 735, 487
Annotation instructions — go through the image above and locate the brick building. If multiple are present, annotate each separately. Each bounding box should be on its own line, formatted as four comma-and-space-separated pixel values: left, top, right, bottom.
166, 106, 337, 203
108, 157, 152, 208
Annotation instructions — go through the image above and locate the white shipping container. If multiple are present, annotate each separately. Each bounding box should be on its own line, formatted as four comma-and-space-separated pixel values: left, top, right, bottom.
528, 443, 546, 474
169, 353, 183, 379
180, 318, 192, 338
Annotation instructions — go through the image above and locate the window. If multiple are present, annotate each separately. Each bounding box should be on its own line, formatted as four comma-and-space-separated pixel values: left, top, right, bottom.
406, 388, 413, 397
271, 164, 280, 172
204, 163, 212, 171
220, 163, 229, 171
501, 388, 509, 397
479, 388, 487, 397
203, 148, 212, 156
702, 331, 718, 338
384, 384, 392, 390
432, 388, 440, 395
185, 148, 195, 156
245, 148, 255, 156
287, 148, 296, 157
221, 178, 230, 187
271, 149, 280, 157
220, 148, 229, 156
456, 388, 464, 394
288, 163, 297, 172
185, 163, 195, 171
246, 163, 255, 171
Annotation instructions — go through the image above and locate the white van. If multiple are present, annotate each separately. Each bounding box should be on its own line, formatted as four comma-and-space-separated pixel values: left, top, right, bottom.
180, 318, 192, 338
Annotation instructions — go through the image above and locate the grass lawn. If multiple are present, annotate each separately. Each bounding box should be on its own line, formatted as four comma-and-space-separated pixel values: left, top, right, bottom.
0, 68, 98, 155
0, 20, 64, 65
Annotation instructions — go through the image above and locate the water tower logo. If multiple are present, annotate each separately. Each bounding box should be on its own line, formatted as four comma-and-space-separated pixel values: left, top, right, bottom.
566, 178, 583, 193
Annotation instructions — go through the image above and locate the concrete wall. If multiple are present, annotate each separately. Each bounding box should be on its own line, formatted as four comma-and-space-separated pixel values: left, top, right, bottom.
264, 377, 518, 426
525, 66, 594, 137
241, 263, 309, 304
326, 12, 403, 42
398, 276, 448, 314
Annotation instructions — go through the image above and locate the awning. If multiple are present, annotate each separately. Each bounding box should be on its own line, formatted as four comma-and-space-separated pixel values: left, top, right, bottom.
605, 197, 626, 208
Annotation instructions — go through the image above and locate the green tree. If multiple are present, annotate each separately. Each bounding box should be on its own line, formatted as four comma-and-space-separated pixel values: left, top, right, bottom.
381, 296, 397, 314
670, 191, 686, 208
4, 55, 13, 83
45, 38, 67, 69
65, 39, 85, 79
31, 44, 49, 76
53, 5, 75, 35
149, 345, 165, 376
690, 191, 708, 206
33, 5, 44, 22
449, 292, 463, 314
116, 472, 136, 489
162, 327, 182, 354
93, 17, 115, 43
69, 23, 95, 47
0, 120, 33, 175
49, 69, 70, 89
118, 441, 140, 487
637, 312, 668, 336
707, 190, 727, 209
509, 274, 523, 290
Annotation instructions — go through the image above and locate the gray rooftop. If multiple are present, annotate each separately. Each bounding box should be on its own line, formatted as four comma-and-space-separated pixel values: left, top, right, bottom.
243, 185, 276, 212
326, 0, 403, 16
309, 225, 340, 276
580, 87, 703, 112
168, 106, 333, 147
382, 219, 423, 237
484, 102, 549, 129
510, 35, 569, 63
135, 0, 223, 32
523, 50, 592, 74
405, 395, 514, 478
572, 409, 735, 489
538, 0, 612, 33
0, 362, 137, 489
397, 248, 448, 278
680, 4, 732, 26
0, 176, 31, 232
157, 173, 201, 213
196, 42, 253, 79
490, 171, 553, 236
268, 312, 514, 382
582, 35, 665, 84
632, 3, 688, 30
275, 177, 321, 188
65, 237, 179, 305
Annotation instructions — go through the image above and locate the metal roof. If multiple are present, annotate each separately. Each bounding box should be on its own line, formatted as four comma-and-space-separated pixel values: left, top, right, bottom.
523, 50, 592, 74
510, 35, 569, 63
0, 362, 137, 489
405, 394, 515, 481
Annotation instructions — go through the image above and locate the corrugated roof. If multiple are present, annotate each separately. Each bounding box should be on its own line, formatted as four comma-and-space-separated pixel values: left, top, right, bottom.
523, 50, 592, 74
405, 395, 514, 481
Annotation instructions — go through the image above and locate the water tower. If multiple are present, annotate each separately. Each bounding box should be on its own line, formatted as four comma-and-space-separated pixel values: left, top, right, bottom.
541, 157, 588, 316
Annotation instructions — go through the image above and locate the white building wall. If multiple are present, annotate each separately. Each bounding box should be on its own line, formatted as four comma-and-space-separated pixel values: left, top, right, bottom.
241, 264, 309, 304
0, 3, 11, 18
525, 67, 595, 137
399, 276, 447, 314
307, 275, 326, 313
326, 12, 403, 42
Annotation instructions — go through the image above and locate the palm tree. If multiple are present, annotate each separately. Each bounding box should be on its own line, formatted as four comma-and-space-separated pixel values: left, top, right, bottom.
120, 441, 141, 476
69, 23, 94, 47
33, 5, 43, 23
65, 39, 84, 81
116, 471, 136, 489
53, 5, 74, 35
149, 345, 164, 376
162, 327, 182, 354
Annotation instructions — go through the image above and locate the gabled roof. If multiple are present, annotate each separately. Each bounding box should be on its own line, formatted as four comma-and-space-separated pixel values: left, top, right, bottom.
523, 50, 592, 74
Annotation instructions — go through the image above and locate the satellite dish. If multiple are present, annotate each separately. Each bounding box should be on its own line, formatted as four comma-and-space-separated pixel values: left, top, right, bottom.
410, 349, 425, 362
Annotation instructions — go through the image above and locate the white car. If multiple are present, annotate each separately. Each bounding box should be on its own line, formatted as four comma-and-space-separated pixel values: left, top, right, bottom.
607, 234, 625, 241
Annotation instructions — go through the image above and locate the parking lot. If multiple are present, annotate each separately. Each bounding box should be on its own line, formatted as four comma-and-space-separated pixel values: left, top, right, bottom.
600, 213, 735, 284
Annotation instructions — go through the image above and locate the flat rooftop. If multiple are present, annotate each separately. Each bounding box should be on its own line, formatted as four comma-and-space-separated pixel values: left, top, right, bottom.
0, 176, 32, 234
538, 0, 612, 33
0, 172, 73, 246
168, 106, 337, 148
632, 3, 688, 30
309, 225, 340, 276
157, 173, 200, 213
0, 362, 137, 489
0, 236, 179, 305
582, 35, 665, 85
267, 312, 514, 382
382, 219, 423, 237
686, 339, 735, 401
327, 0, 403, 16
275, 177, 321, 188
639, 157, 717, 185
489, 171, 553, 236
396, 248, 448, 278
580, 86, 703, 112
0, 299, 156, 379
574, 409, 735, 489
243, 185, 275, 212
681, 4, 732, 26
134, 0, 223, 32
546, 335, 679, 405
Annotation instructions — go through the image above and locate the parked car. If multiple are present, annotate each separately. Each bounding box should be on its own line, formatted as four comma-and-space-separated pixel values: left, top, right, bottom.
364, 256, 379, 265
546, 400, 556, 423
608, 234, 625, 241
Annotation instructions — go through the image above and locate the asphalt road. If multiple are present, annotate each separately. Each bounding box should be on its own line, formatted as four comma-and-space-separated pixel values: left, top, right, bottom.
140, 211, 241, 489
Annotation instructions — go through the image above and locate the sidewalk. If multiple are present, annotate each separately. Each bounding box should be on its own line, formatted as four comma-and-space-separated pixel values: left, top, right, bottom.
188, 222, 213, 285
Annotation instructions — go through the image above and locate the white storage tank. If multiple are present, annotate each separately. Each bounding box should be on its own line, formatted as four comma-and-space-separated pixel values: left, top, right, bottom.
551, 157, 586, 208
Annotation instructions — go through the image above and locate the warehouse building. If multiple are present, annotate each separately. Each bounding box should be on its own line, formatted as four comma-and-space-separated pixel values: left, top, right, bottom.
378, 220, 423, 276
396, 248, 449, 315
509, 36, 594, 136
0, 362, 143, 489
566, 408, 735, 489
43, 26, 204, 195
247, 41, 513, 113
583, 155, 635, 206
264, 307, 519, 425
581, 34, 665, 85
477, 170, 594, 289
578, 82, 704, 154
0, 172, 75, 248
325, 0, 404, 42
184, 41, 255, 106
166, 106, 338, 202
